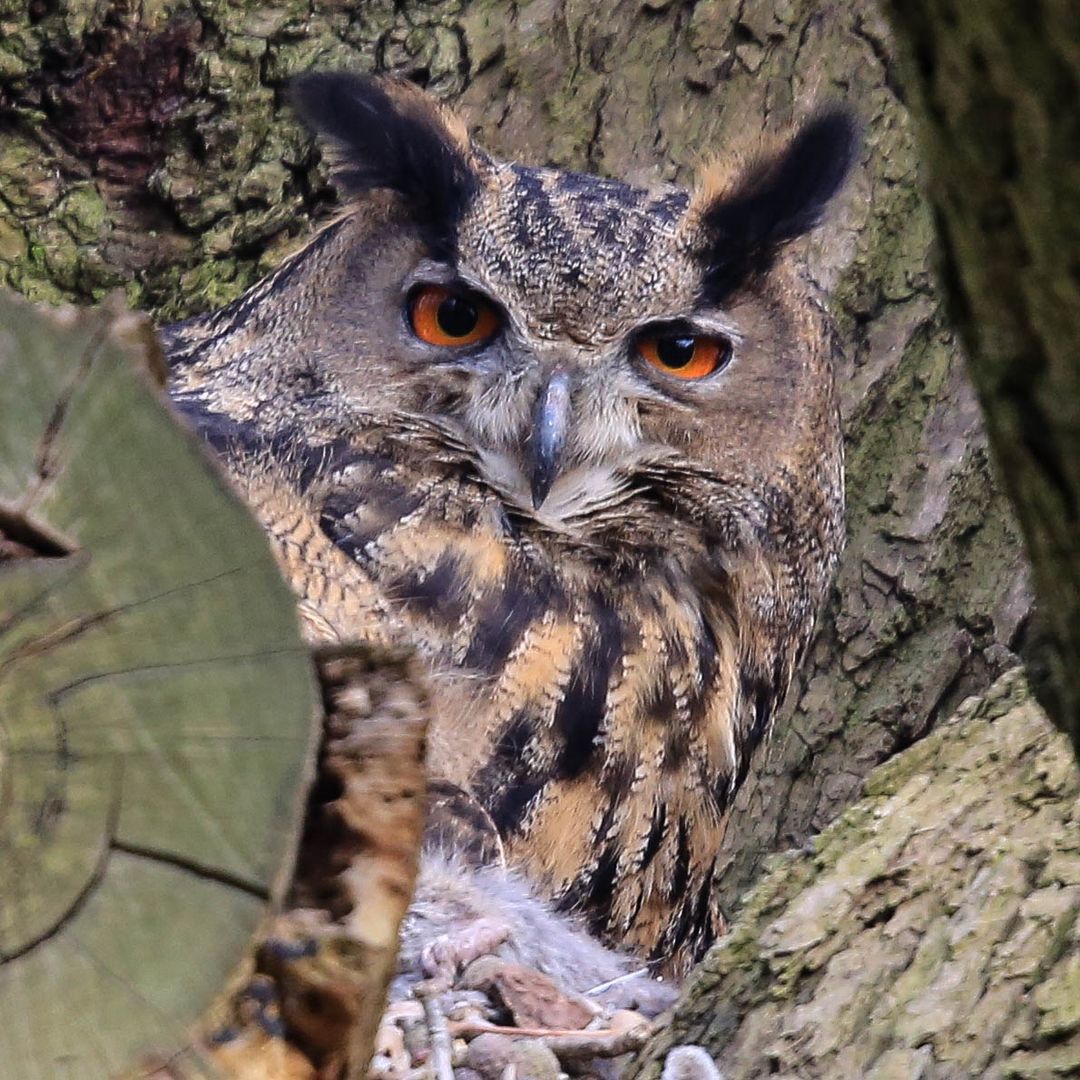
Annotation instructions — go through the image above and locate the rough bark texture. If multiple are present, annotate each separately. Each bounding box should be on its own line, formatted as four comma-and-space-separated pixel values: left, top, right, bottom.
880, 1, 1080, 762
0, 0, 1031, 920
629, 670, 1080, 1078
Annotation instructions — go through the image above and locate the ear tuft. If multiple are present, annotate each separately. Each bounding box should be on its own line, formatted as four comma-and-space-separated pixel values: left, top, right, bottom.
694, 108, 860, 300
289, 71, 481, 259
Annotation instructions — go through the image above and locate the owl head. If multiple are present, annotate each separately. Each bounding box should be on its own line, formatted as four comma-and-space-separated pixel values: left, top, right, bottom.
198, 74, 856, 562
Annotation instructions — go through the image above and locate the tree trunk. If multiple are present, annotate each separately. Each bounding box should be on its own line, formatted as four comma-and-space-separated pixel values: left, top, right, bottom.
0, 0, 1031, 918
880, 1, 1080, 762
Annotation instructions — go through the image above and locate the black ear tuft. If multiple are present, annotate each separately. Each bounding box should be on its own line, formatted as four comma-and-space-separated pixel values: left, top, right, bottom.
289, 71, 481, 260
698, 108, 860, 301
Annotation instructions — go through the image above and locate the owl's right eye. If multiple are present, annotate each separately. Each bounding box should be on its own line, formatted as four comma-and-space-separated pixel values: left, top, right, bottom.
408, 285, 501, 348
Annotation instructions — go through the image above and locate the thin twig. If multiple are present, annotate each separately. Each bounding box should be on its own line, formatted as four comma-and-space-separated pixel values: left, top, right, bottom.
420, 991, 455, 1080
538, 1027, 650, 1060
583, 966, 651, 996
383, 1000, 425, 1023
448, 1021, 603, 1039
446, 1021, 650, 1059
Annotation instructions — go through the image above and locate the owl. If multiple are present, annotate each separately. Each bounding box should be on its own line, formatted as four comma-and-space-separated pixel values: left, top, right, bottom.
166, 73, 856, 977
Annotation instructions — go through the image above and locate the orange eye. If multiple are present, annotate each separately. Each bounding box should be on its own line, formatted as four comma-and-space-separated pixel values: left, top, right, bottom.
408, 285, 501, 348
637, 332, 731, 380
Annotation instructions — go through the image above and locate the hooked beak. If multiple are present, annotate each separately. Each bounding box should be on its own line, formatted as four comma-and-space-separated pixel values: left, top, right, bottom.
527, 368, 572, 508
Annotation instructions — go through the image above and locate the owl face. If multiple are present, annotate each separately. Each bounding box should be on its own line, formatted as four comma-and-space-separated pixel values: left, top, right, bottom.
280, 75, 856, 542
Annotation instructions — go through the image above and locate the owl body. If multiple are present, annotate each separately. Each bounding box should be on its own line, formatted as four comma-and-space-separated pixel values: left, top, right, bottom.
167, 75, 854, 973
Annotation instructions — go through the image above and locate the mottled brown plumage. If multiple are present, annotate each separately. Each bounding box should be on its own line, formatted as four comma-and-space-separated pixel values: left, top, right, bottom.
166, 74, 855, 974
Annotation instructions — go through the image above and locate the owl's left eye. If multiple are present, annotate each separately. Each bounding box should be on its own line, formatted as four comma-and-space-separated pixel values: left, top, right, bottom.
408, 285, 501, 348
637, 331, 732, 380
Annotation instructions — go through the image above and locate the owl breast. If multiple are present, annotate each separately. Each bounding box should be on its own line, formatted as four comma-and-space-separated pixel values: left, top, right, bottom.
283, 427, 754, 970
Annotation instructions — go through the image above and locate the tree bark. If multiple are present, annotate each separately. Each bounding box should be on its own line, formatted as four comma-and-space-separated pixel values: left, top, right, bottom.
879, 1, 1080, 762
0, 0, 1032, 918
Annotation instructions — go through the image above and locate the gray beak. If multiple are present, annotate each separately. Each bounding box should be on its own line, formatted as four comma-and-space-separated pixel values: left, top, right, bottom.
528, 368, 572, 508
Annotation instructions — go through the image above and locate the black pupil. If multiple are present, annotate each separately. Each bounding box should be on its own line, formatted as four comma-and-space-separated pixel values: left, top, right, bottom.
656, 335, 697, 368
437, 295, 480, 338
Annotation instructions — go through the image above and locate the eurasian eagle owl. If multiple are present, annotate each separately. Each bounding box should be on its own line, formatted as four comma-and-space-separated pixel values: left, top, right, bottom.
166, 73, 857, 975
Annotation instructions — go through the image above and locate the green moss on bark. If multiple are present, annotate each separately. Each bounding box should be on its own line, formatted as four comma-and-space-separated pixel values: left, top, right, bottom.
0, 0, 468, 318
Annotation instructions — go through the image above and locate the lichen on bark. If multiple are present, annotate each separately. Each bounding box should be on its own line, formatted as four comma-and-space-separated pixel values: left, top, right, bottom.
0, 0, 456, 316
